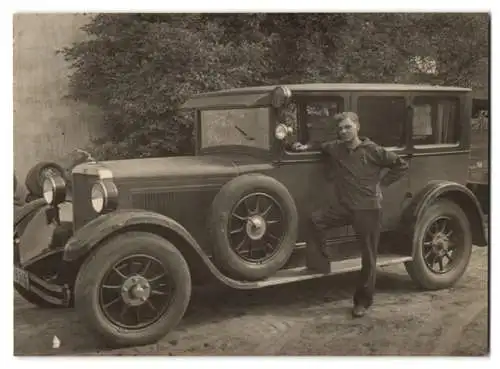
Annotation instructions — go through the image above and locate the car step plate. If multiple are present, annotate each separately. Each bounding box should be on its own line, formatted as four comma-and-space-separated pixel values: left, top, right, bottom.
255, 254, 413, 288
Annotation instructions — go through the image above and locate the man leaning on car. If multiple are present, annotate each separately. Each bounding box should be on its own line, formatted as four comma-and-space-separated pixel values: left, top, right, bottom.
291, 112, 409, 318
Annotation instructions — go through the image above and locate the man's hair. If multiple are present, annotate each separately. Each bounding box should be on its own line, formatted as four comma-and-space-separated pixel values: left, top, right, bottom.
332, 112, 360, 126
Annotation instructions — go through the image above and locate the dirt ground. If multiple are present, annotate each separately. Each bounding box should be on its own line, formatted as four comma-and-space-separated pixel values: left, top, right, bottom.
13, 245, 489, 356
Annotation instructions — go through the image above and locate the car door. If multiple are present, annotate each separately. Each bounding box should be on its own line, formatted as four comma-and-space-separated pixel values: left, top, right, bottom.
348, 91, 413, 232
407, 92, 469, 193
271, 93, 350, 244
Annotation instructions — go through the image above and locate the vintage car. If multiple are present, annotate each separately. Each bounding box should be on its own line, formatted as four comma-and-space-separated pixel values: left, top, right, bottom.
467, 93, 489, 213
13, 83, 487, 348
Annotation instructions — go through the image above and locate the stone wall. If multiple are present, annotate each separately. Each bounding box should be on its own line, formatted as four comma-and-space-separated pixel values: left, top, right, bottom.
13, 13, 103, 190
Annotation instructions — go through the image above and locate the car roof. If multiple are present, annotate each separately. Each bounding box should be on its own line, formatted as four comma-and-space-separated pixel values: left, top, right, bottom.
181, 83, 471, 110
195, 83, 471, 96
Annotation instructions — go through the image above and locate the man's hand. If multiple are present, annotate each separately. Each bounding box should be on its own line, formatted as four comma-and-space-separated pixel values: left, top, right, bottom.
291, 142, 309, 152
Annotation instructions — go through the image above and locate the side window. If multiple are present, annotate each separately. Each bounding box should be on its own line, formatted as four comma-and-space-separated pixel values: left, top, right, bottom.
412, 96, 460, 147
304, 99, 344, 144
357, 96, 407, 148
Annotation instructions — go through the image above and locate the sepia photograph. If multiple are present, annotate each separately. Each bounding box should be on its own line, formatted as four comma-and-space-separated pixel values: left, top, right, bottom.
11, 8, 490, 360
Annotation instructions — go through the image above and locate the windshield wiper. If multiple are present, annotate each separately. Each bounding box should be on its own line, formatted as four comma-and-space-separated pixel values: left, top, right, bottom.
234, 125, 255, 141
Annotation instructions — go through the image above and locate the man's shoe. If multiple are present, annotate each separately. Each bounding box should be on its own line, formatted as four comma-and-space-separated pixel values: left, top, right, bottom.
352, 305, 367, 318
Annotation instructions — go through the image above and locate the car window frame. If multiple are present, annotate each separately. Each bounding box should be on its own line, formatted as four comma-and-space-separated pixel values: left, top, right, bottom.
408, 92, 468, 154
350, 91, 412, 154
194, 106, 275, 157
279, 92, 350, 162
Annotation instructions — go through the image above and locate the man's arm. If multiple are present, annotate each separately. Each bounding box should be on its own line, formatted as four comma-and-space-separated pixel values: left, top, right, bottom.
292, 140, 336, 152
372, 146, 409, 187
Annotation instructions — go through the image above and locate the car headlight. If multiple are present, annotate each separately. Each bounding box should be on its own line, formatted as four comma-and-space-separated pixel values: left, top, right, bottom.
91, 181, 119, 214
42, 176, 66, 206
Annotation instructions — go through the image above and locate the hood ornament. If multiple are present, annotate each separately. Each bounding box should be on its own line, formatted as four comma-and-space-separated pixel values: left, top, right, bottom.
75, 148, 97, 163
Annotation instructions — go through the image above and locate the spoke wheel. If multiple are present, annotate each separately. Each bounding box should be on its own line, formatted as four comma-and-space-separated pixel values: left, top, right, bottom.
422, 215, 465, 274
229, 192, 285, 264
210, 174, 299, 281
75, 232, 191, 348
405, 199, 472, 290
99, 254, 174, 330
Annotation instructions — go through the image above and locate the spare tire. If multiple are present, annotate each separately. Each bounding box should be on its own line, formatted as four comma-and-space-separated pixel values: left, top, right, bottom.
209, 173, 298, 281
24, 161, 65, 198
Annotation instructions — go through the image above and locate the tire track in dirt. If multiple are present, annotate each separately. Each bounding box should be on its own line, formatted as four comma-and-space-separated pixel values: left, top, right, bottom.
274, 253, 488, 357
431, 300, 487, 355
248, 320, 308, 355
14, 247, 488, 356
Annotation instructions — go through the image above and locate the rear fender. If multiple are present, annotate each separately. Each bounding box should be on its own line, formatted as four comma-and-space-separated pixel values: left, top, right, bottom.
400, 181, 488, 256
62, 209, 256, 288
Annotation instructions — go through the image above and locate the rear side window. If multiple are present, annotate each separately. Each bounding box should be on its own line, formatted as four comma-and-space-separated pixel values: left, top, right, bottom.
412, 96, 460, 147
357, 96, 407, 148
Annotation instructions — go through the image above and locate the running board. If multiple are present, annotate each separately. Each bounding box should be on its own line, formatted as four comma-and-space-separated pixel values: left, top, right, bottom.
254, 254, 413, 288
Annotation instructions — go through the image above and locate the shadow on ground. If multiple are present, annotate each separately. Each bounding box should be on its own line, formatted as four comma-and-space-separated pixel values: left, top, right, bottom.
14, 266, 419, 355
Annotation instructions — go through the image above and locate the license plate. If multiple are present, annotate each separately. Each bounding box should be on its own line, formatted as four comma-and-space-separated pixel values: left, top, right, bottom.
14, 266, 30, 290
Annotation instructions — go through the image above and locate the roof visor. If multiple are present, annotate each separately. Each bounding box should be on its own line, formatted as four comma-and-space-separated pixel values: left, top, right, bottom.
181, 85, 293, 110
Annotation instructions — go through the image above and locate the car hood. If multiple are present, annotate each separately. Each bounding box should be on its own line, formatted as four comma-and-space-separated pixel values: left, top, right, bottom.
73, 155, 272, 180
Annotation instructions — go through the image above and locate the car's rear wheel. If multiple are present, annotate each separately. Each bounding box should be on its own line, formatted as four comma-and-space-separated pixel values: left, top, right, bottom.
74, 232, 191, 348
405, 199, 472, 290
209, 174, 298, 281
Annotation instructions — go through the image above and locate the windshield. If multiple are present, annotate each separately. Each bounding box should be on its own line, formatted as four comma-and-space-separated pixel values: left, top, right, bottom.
200, 108, 270, 150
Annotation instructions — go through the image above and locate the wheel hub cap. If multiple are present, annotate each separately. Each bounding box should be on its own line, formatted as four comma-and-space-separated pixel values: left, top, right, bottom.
246, 215, 266, 240
121, 275, 151, 306
433, 234, 449, 252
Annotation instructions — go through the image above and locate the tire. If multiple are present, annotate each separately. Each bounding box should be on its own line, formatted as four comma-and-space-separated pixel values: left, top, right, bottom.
209, 173, 299, 281
24, 161, 65, 198
74, 231, 192, 348
405, 199, 472, 290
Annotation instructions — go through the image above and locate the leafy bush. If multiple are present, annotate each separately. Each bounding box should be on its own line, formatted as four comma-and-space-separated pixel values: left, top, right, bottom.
61, 14, 271, 160
61, 13, 488, 160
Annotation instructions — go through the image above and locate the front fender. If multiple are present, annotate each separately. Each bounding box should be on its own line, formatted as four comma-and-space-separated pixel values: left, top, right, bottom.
15, 200, 70, 265
14, 198, 47, 227
63, 209, 194, 261
401, 180, 487, 248
62, 209, 261, 289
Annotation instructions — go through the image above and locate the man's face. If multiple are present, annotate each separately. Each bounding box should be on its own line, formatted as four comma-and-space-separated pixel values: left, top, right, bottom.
337, 118, 359, 142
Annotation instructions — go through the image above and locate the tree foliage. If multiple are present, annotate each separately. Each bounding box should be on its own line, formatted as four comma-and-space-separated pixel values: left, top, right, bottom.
60, 13, 489, 160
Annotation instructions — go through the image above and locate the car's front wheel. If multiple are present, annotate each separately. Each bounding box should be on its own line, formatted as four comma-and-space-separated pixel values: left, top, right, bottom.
74, 232, 191, 348
405, 199, 472, 290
